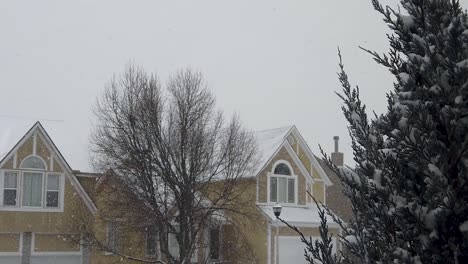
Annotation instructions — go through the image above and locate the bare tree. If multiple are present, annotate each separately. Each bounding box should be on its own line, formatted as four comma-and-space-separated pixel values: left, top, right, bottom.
90, 65, 258, 263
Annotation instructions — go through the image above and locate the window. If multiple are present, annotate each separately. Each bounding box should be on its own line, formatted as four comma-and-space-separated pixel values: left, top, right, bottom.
209, 227, 220, 260
107, 221, 120, 253
20, 156, 46, 170
46, 174, 60, 208
168, 225, 197, 263
146, 225, 157, 256
270, 162, 295, 204
168, 228, 179, 259
274, 163, 291, 175
0, 157, 63, 210
3, 171, 18, 206
22, 172, 43, 207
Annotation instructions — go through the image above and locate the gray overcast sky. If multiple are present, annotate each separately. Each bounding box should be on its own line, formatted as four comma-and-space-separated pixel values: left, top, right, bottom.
1, 0, 466, 166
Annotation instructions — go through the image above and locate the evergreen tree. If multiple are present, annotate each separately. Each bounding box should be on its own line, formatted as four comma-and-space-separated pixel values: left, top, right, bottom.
300, 1, 468, 263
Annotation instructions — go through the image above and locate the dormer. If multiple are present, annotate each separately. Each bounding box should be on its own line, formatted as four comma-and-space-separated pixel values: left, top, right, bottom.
254, 126, 332, 207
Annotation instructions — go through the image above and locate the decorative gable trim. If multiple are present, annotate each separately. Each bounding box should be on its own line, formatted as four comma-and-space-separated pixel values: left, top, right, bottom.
289, 127, 333, 186
0, 122, 97, 214
282, 142, 314, 184
254, 125, 332, 186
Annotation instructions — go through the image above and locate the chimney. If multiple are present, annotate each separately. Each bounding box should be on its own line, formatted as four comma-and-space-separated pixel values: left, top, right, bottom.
331, 136, 344, 167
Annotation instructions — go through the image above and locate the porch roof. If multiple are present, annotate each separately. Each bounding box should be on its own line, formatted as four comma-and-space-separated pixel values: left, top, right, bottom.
258, 204, 339, 226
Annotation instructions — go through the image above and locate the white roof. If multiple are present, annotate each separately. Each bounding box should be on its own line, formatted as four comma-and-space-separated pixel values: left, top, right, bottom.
253, 126, 293, 175
0, 117, 92, 172
258, 204, 337, 225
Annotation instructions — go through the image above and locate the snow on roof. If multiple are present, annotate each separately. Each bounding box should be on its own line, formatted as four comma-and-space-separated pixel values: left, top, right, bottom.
253, 126, 293, 175
0, 117, 92, 172
258, 204, 337, 225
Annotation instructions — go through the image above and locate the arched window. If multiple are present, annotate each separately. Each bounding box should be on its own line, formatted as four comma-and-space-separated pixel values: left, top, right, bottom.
20, 156, 46, 170
273, 163, 291, 175
270, 161, 295, 204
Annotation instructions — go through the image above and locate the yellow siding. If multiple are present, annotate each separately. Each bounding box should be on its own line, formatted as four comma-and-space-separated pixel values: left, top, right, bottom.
297, 144, 312, 175
312, 181, 325, 203
2, 157, 14, 170
34, 234, 80, 252
258, 147, 307, 205
0, 177, 91, 233
221, 179, 268, 263
312, 166, 321, 180
16, 136, 33, 168
35, 135, 51, 169
0, 233, 20, 252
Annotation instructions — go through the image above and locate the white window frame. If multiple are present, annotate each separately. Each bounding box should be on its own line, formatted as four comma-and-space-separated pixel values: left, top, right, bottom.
0, 169, 65, 212
21, 170, 44, 208
45, 173, 61, 208
20, 155, 47, 171
267, 160, 298, 205
145, 226, 158, 257
208, 226, 222, 262
106, 221, 120, 254
167, 225, 198, 263
0, 170, 20, 207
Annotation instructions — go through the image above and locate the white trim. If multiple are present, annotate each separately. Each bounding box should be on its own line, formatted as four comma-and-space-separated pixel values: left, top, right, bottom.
33, 132, 37, 155
0, 207, 64, 212
13, 152, 17, 169
19, 232, 23, 258
75, 173, 99, 178
49, 153, 54, 172
270, 160, 294, 175
267, 172, 298, 205
256, 202, 310, 208
256, 172, 259, 202
31, 233, 83, 256
21, 170, 44, 208
291, 127, 333, 186
45, 173, 64, 209
31, 251, 82, 256
273, 221, 340, 229
0, 170, 2, 208
0, 169, 65, 212
0, 252, 21, 256
283, 143, 314, 184
267, 224, 271, 264
1, 170, 20, 208
19, 155, 47, 171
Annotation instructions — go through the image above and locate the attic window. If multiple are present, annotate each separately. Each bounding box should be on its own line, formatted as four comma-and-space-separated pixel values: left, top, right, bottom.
20, 156, 46, 170
274, 163, 291, 175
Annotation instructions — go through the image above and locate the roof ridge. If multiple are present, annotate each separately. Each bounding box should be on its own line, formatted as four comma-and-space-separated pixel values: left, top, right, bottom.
254, 125, 294, 133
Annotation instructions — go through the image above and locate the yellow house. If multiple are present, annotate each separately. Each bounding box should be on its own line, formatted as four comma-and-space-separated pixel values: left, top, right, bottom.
0, 121, 97, 264
0, 121, 346, 264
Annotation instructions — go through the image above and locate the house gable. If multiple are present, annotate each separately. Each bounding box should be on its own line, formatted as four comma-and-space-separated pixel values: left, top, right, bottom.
255, 126, 333, 206
257, 146, 308, 205
0, 122, 97, 214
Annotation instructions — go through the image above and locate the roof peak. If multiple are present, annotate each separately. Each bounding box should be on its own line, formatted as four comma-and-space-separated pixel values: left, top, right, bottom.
254, 125, 295, 134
